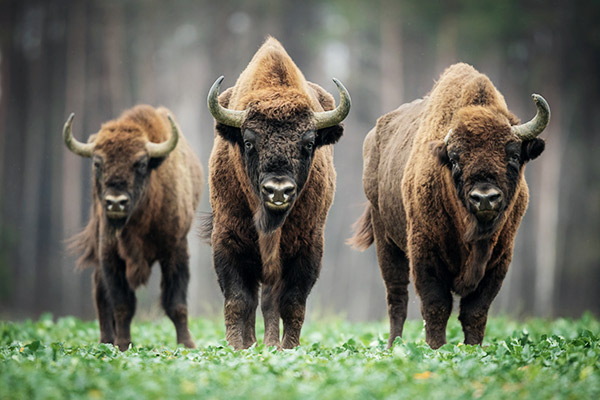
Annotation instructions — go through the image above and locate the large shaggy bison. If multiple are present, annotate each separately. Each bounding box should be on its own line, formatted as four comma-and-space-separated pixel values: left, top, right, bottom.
205, 37, 350, 349
349, 63, 549, 348
64, 105, 203, 351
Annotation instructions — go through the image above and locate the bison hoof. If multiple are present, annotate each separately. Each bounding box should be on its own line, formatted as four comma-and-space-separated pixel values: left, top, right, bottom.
99, 336, 114, 345
114, 339, 131, 352
427, 339, 446, 350
181, 339, 196, 349
263, 340, 281, 350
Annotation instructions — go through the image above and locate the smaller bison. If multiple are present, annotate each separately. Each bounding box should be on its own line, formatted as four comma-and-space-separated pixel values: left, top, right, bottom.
349, 63, 550, 348
64, 105, 203, 351
205, 37, 350, 349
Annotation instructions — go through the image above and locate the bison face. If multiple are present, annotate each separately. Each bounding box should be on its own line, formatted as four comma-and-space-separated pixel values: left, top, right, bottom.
218, 112, 343, 233
92, 141, 165, 227
62, 112, 180, 228
208, 76, 350, 233
433, 103, 547, 238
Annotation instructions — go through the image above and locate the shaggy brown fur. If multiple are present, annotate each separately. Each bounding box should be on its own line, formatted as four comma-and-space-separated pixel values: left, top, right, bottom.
206, 37, 345, 349
68, 105, 203, 351
349, 63, 547, 348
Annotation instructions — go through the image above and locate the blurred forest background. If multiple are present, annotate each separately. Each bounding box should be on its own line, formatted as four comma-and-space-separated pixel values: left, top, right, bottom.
0, 0, 598, 322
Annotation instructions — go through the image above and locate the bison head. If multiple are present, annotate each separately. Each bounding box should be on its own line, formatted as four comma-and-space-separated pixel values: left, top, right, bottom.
63, 112, 179, 227
433, 94, 549, 239
208, 76, 350, 233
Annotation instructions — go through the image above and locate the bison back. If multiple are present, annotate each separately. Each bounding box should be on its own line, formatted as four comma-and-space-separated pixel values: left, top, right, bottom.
361, 98, 427, 250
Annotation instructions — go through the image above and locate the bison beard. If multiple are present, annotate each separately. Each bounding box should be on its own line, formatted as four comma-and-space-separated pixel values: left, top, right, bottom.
205, 37, 350, 350
349, 63, 549, 349
64, 105, 203, 351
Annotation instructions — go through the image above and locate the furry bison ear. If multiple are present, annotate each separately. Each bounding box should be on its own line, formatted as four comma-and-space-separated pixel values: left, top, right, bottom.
431, 140, 450, 166
215, 123, 242, 146
521, 138, 545, 162
315, 124, 344, 147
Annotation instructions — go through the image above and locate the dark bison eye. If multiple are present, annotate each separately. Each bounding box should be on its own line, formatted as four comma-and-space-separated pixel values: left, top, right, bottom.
511, 153, 520, 163
242, 129, 256, 151
134, 159, 148, 174
302, 131, 316, 151
93, 158, 103, 171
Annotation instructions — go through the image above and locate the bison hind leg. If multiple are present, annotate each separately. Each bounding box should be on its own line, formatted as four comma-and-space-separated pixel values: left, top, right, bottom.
261, 282, 281, 348
371, 210, 410, 348
159, 243, 195, 349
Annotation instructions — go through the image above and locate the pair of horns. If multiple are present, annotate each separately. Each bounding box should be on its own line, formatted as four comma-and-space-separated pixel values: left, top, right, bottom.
63, 113, 179, 158
444, 94, 551, 145
207, 76, 351, 129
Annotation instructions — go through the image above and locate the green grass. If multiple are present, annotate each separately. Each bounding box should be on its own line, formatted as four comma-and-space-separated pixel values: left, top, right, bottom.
1, 314, 599, 399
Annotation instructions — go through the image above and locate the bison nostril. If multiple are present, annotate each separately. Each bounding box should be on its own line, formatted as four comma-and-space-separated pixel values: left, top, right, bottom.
117, 198, 129, 210
488, 192, 502, 204
282, 185, 296, 200
261, 184, 275, 197
469, 192, 483, 208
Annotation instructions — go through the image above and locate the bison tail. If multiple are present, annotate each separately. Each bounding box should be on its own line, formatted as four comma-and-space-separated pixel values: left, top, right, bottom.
346, 204, 374, 251
197, 211, 213, 245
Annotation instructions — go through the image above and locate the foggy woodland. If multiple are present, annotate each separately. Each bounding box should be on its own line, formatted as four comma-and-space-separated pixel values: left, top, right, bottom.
0, 0, 598, 321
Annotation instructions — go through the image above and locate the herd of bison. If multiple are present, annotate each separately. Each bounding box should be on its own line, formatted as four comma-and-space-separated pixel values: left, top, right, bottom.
61, 37, 550, 351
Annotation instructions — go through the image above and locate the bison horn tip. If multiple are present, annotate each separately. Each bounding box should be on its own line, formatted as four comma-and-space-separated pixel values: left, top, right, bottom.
313, 78, 351, 129
511, 93, 550, 140
146, 114, 179, 158
207, 75, 246, 128
63, 112, 95, 157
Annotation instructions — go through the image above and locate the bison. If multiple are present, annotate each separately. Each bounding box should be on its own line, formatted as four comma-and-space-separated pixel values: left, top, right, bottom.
204, 37, 350, 349
349, 63, 550, 349
64, 105, 203, 351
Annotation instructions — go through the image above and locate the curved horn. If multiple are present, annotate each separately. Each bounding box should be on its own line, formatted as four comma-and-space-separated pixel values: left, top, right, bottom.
146, 115, 179, 158
313, 78, 352, 129
207, 76, 246, 128
511, 94, 551, 140
63, 113, 95, 157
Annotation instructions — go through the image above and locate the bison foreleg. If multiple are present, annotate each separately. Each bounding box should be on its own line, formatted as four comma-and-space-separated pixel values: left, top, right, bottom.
244, 304, 257, 347
458, 257, 509, 345
160, 242, 195, 349
101, 253, 136, 351
279, 254, 319, 349
92, 268, 115, 344
412, 247, 453, 349
261, 283, 281, 348
214, 246, 260, 350
372, 210, 410, 348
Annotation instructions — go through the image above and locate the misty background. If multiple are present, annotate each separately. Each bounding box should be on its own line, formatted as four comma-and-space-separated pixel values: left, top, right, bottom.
1, 0, 598, 323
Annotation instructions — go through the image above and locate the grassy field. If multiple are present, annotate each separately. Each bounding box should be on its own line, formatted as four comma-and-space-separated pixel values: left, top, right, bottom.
1, 314, 599, 399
